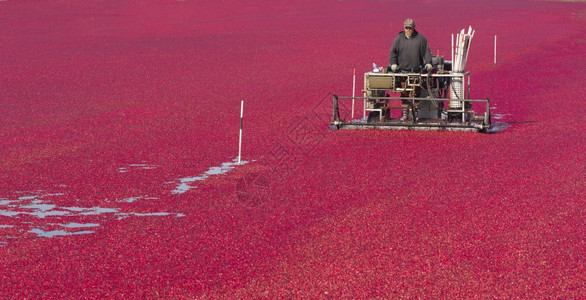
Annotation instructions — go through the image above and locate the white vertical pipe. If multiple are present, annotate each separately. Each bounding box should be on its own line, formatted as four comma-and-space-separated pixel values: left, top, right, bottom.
238, 100, 243, 165
455, 33, 459, 68
450, 33, 454, 99
451, 33, 454, 64
463, 30, 474, 68
494, 35, 497, 64
363, 73, 366, 120
352, 68, 356, 119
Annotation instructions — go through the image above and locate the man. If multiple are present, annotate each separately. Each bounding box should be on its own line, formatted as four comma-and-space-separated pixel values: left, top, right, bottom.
388, 18, 433, 120
389, 18, 432, 73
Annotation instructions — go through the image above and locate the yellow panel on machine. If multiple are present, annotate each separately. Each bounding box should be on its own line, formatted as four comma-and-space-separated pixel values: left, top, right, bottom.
366, 74, 396, 90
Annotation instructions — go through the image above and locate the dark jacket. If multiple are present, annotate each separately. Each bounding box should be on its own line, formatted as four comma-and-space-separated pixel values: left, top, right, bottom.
388, 30, 432, 72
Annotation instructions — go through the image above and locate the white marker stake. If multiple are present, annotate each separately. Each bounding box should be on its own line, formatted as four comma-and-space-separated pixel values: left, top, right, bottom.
351, 68, 356, 119
238, 100, 243, 165
494, 35, 497, 64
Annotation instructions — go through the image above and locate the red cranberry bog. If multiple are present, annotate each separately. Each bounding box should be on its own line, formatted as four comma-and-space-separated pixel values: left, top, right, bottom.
1, 0, 584, 298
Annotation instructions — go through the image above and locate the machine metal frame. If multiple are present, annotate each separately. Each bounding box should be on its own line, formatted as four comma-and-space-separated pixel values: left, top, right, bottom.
331, 69, 492, 132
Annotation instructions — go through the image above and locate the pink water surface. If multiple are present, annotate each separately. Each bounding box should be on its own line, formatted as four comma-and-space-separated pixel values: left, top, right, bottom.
1, 0, 584, 298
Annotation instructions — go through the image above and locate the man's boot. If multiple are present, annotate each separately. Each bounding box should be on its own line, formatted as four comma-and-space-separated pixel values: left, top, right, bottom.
400, 109, 409, 121
400, 97, 410, 122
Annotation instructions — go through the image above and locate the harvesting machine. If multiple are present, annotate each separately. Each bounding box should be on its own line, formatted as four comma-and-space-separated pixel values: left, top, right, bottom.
330, 58, 491, 132
331, 27, 491, 132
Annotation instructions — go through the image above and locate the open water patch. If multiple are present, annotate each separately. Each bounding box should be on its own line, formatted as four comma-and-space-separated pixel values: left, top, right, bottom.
0, 191, 184, 245
486, 105, 512, 133
29, 228, 95, 238
28, 222, 99, 237
492, 113, 512, 120
117, 196, 159, 203
1, 158, 250, 245
171, 158, 251, 194
117, 162, 157, 173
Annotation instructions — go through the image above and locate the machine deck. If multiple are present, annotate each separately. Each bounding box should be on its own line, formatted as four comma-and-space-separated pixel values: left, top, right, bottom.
332, 118, 488, 132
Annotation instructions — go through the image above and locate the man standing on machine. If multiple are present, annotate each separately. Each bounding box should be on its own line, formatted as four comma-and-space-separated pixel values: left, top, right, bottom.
388, 18, 433, 121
